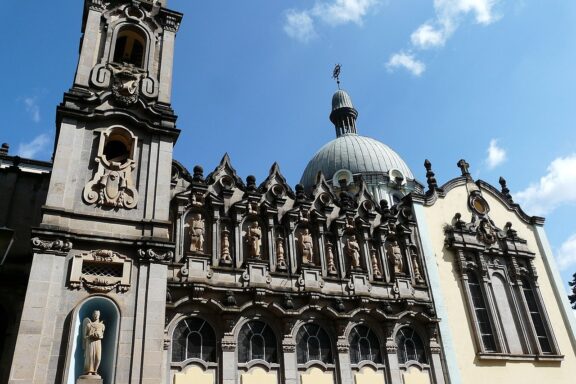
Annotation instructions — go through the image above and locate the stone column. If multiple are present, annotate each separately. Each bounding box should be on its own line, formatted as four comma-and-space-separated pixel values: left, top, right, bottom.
336, 338, 353, 384
282, 337, 298, 384
385, 343, 402, 384
221, 335, 237, 384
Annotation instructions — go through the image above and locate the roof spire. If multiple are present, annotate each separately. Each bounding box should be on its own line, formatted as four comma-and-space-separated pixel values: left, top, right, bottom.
329, 64, 358, 137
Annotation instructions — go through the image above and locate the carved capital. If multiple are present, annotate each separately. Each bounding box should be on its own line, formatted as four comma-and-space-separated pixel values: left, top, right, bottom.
221, 336, 237, 352
163, 13, 181, 32
88, 0, 108, 11
31, 237, 73, 254
282, 339, 297, 353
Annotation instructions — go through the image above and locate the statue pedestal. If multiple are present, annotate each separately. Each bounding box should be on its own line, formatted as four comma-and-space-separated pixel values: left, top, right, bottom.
77, 375, 103, 384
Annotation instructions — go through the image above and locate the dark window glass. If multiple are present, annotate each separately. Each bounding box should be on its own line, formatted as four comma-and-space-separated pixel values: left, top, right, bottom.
349, 325, 382, 364
522, 279, 552, 353
113, 28, 145, 67
172, 318, 216, 362
296, 323, 333, 364
467, 273, 497, 352
396, 327, 426, 364
238, 320, 277, 363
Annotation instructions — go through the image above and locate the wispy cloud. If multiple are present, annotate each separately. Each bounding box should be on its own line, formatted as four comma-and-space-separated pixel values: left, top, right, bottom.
17, 134, 51, 159
485, 139, 506, 169
388, 0, 502, 74
386, 52, 426, 76
23, 96, 41, 123
514, 154, 576, 216
284, 0, 379, 42
556, 234, 576, 271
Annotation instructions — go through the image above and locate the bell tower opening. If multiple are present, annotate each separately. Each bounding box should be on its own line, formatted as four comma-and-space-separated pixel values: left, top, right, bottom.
113, 26, 146, 68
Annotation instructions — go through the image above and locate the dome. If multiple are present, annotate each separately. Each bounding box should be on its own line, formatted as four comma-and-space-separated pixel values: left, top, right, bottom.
332, 90, 354, 110
300, 134, 414, 189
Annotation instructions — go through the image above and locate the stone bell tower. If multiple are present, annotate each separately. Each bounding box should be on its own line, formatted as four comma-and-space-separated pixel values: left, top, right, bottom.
9, 1, 182, 383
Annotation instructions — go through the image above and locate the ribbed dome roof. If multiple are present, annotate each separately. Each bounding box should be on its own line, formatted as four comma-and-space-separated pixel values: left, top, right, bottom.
332, 90, 354, 110
300, 133, 414, 188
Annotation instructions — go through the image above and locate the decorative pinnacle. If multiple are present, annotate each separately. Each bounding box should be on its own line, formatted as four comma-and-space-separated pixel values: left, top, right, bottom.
332, 64, 342, 89
424, 159, 438, 192
457, 159, 470, 177
499, 176, 513, 203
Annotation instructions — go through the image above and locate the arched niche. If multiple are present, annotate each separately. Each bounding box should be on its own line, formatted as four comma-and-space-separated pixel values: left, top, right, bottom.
65, 296, 120, 384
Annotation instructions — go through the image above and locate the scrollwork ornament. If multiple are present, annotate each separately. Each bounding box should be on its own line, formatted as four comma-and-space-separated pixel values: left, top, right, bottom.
137, 248, 174, 263
31, 237, 73, 253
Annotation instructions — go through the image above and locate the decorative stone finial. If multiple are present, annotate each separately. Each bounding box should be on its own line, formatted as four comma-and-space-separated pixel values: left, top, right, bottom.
499, 176, 513, 203
457, 159, 470, 177
0, 143, 8, 155
246, 175, 257, 191
192, 165, 204, 182
424, 159, 438, 192
295, 184, 306, 200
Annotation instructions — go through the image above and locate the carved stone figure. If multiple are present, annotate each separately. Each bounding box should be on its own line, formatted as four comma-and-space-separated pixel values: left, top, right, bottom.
81, 310, 105, 378
326, 241, 337, 275
276, 235, 287, 270
386, 240, 404, 274
410, 245, 424, 282
109, 62, 145, 106
346, 235, 361, 269
220, 227, 232, 264
371, 248, 382, 278
189, 213, 205, 252
298, 229, 314, 264
246, 222, 262, 259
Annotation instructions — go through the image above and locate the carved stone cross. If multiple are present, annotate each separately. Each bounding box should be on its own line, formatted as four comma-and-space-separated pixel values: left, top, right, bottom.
457, 159, 470, 176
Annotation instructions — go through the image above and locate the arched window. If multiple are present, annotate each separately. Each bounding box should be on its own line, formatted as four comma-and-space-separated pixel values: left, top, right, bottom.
467, 272, 497, 352
113, 26, 146, 67
349, 325, 382, 364
396, 327, 426, 364
521, 278, 552, 353
238, 320, 278, 363
296, 323, 333, 364
172, 318, 216, 363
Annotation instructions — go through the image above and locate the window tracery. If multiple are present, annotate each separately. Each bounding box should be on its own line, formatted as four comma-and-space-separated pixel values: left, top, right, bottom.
349, 325, 382, 364
396, 327, 426, 364
296, 323, 333, 364
172, 318, 216, 363
238, 320, 278, 363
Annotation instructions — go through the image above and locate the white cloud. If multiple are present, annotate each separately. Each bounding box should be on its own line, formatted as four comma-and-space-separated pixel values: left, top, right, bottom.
486, 139, 506, 169
556, 234, 576, 271
284, 10, 317, 42
514, 154, 576, 216
23, 97, 41, 123
284, 0, 379, 42
386, 52, 426, 76
17, 134, 50, 159
411, 23, 447, 49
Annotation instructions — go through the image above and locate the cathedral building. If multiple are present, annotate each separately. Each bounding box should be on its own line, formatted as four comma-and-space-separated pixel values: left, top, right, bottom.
1, 1, 575, 384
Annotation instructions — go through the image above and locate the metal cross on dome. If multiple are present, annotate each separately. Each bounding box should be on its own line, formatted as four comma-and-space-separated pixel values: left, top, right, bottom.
332, 64, 341, 89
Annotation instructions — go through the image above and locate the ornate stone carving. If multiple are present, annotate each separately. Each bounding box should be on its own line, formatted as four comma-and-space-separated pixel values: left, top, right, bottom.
220, 227, 232, 264
371, 247, 382, 279
83, 128, 138, 209
297, 228, 314, 265
88, 0, 108, 12
282, 339, 297, 353
477, 218, 497, 245
345, 234, 361, 270
276, 235, 287, 270
137, 248, 174, 263
109, 63, 146, 106
246, 222, 262, 259
69, 249, 132, 293
80, 310, 105, 379
409, 245, 424, 283
386, 239, 404, 274
326, 240, 338, 275
31, 237, 73, 253
188, 213, 205, 253
163, 13, 182, 33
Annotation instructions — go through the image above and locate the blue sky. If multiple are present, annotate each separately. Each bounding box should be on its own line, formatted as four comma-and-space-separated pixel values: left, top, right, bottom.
2, 1, 576, 293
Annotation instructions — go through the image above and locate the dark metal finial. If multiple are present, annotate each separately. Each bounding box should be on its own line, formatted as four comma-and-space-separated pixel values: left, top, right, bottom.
332, 64, 341, 89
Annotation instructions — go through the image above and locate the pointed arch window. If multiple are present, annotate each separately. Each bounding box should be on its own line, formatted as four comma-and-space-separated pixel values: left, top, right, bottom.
172, 317, 216, 362
296, 323, 333, 364
238, 320, 278, 363
349, 325, 382, 364
396, 327, 426, 364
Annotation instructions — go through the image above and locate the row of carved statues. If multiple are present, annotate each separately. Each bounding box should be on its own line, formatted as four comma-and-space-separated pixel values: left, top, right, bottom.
186, 213, 423, 281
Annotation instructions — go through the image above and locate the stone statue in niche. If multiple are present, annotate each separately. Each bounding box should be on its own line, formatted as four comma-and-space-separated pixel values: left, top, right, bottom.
220, 227, 232, 264
276, 235, 287, 270
297, 229, 314, 264
410, 245, 424, 283
386, 240, 404, 274
326, 241, 338, 275
346, 234, 361, 270
189, 213, 205, 253
80, 310, 105, 379
246, 222, 262, 259
371, 248, 382, 278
